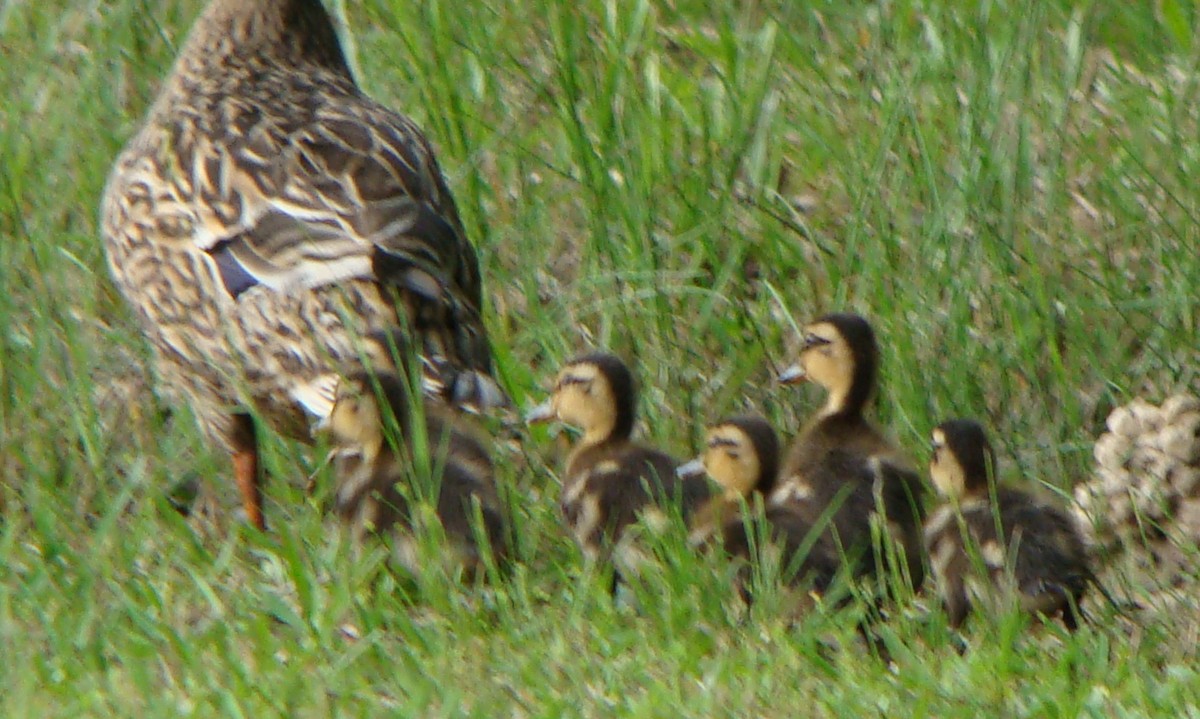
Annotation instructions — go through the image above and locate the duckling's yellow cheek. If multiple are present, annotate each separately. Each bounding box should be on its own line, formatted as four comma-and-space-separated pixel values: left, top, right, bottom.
803, 351, 840, 388
735, 454, 760, 495
551, 391, 577, 425
704, 454, 733, 489
929, 458, 965, 499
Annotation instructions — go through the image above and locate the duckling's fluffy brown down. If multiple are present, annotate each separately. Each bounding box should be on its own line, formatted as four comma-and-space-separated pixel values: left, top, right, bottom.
775, 313, 926, 590
924, 418, 1093, 629
328, 372, 509, 578
685, 415, 844, 599
562, 444, 709, 560
924, 488, 1091, 629
531, 353, 710, 572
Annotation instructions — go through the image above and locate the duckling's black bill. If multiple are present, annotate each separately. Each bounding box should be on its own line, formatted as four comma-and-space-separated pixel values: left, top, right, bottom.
676, 458, 707, 480
525, 400, 556, 425
777, 363, 808, 385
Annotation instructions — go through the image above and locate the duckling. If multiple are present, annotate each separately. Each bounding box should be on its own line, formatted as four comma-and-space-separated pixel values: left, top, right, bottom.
924, 419, 1093, 630
679, 415, 841, 597
680, 415, 782, 546
774, 312, 926, 590
527, 353, 710, 585
322, 371, 509, 580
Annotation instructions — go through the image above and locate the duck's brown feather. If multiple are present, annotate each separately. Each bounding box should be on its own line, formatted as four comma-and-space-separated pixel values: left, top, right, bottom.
100, 0, 497, 468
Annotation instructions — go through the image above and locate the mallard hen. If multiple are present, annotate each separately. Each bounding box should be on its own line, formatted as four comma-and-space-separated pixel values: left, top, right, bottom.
100, 0, 502, 529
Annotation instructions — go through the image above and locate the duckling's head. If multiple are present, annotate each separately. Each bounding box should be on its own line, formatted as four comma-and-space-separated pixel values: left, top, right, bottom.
326, 372, 418, 459
692, 415, 781, 499
526, 353, 636, 444
779, 312, 878, 417
929, 418, 995, 499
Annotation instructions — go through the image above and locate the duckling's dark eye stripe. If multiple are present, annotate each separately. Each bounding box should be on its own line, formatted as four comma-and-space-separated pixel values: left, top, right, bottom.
801, 333, 831, 350
557, 375, 590, 390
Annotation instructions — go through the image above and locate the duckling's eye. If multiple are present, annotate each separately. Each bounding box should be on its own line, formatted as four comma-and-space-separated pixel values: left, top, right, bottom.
801, 333, 832, 351
557, 375, 589, 391
339, 390, 366, 408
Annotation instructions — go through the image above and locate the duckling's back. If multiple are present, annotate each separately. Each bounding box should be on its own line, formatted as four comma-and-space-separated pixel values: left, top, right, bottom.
718, 504, 843, 595
335, 407, 510, 577
925, 486, 1090, 628
778, 419, 926, 588
782, 415, 897, 479
562, 443, 709, 560
986, 488, 1089, 603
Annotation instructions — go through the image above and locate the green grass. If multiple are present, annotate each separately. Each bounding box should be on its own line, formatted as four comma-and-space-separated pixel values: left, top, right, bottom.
3, 0, 1200, 715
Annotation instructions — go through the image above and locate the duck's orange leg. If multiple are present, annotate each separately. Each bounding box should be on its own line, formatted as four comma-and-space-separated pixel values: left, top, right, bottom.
231, 413, 266, 530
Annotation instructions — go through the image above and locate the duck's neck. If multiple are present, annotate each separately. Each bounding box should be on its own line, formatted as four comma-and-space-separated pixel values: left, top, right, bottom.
564, 422, 629, 479
964, 477, 995, 499
578, 420, 626, 450
819, 388, 867, 419
184, 0, 351, 73
819, 386, 851, 418
945, 480, 993, 507
817, 353, 880, 418
360, 437, 384, 466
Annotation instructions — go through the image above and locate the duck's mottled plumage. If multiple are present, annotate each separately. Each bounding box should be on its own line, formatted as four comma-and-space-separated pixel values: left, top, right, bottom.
100, 0, 499, 527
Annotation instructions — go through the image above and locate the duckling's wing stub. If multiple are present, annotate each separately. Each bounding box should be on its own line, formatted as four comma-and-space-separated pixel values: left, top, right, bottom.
994, 493, 1091, 608
436, 463, 511, 567
720, 506, 841, 593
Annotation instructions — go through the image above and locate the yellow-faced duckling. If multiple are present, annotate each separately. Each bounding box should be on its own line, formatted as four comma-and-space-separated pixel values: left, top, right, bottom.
775, 312, 925, 590
528, 353, 711, 584
322, 371, 509, 580
680, 415, 782, 546
924, 419, 1093, 630
680, 415, 842, 598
